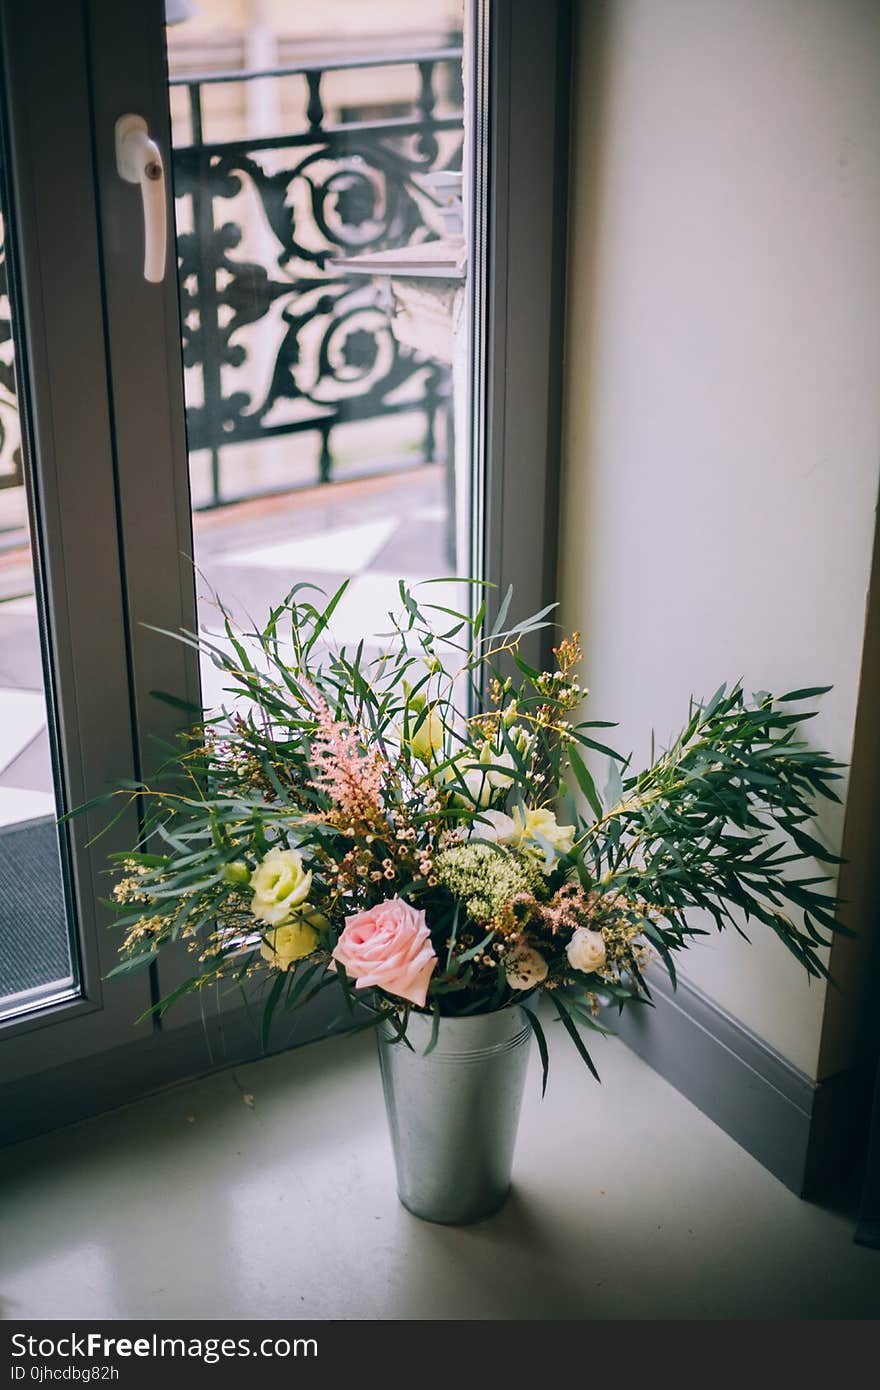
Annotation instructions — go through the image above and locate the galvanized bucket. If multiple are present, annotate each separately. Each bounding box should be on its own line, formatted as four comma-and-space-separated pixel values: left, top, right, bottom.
377, 1005, 532, 1225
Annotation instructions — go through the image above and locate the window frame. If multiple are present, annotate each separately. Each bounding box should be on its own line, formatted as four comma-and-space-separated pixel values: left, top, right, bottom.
481, 0, 571, 672
0, 0, 153, 1073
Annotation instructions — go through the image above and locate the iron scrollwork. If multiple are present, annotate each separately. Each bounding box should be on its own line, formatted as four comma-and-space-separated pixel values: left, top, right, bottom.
0, 214, 23, 496
171, 49, 463, 506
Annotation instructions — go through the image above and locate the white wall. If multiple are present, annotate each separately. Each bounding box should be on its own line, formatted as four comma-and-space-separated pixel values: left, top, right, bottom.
560, 0, 880, 1078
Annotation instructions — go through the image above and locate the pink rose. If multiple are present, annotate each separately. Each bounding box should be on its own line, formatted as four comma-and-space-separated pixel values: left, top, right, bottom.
332, 897, 437, 1008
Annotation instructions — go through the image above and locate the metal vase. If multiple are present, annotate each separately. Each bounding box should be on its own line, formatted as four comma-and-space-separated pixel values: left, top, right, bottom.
377, 1005, 532, 1225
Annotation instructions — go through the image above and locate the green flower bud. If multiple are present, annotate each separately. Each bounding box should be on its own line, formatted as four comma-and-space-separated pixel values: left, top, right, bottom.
224, 859, 251, 886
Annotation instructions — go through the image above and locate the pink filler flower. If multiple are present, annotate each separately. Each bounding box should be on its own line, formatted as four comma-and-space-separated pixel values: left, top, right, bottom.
332, 897, 437, 1008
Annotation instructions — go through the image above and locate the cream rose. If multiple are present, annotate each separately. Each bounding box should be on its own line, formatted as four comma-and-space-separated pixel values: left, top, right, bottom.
513, 806, 576, 871
260, 911, 324, 971
566, 927, 607, 974
332, 897, 437, 1008
504, 943, 549, 991
250, 846, 312, 926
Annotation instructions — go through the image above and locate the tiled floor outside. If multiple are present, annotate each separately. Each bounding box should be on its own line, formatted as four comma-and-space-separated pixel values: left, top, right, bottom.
0, 463, 453, 828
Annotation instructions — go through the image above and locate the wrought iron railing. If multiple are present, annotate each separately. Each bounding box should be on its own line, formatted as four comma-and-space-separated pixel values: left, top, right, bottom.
170, 46, 464, 509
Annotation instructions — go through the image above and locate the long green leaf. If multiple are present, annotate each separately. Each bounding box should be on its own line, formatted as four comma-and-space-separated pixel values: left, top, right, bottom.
569, 746, 603, 818
523, 1005, 550, 1097
552, 994, 601, 1082
261, 971, 286, 1051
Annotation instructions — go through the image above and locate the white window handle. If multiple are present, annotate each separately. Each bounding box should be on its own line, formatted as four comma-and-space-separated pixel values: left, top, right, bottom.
114, 114, 167, 284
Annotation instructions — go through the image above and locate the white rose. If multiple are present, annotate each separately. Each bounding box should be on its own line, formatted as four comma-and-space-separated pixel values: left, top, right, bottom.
486, 746, 517, 790
566, 927, 607, 974
504, 944, 549, 991
460, 764, 493, 808
456, 743, 517, 807
250, 846, 312, 926
470, 808, 517, 844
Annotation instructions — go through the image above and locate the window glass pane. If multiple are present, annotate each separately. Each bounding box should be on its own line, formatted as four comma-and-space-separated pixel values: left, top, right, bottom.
0, 186, 78, 1020
165, 0, 475, 699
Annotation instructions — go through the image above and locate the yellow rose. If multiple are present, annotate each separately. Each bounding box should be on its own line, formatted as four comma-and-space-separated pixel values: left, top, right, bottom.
250, 846, 312, 926
260, 911, 324, 971
403, 705, 445, 763
512, 806, 576, 871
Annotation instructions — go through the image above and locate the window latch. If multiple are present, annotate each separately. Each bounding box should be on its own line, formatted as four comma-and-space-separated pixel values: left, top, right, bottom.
114, 114, 167, 284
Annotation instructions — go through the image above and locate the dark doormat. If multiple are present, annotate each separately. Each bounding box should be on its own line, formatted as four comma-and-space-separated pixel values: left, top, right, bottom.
0, 816, 71, 1001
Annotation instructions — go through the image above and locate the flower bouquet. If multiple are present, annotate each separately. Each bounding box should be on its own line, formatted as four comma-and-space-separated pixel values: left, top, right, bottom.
106, 581, 844, 1222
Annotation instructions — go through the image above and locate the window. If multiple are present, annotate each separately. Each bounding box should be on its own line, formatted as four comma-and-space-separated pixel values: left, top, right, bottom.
0, 0, 570, 1141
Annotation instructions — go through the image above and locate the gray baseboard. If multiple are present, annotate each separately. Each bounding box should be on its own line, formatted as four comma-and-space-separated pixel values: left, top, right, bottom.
611, 971, 874, 1196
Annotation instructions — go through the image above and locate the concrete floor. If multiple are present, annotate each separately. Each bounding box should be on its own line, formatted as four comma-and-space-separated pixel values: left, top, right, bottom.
1, 1029, 877, 1320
